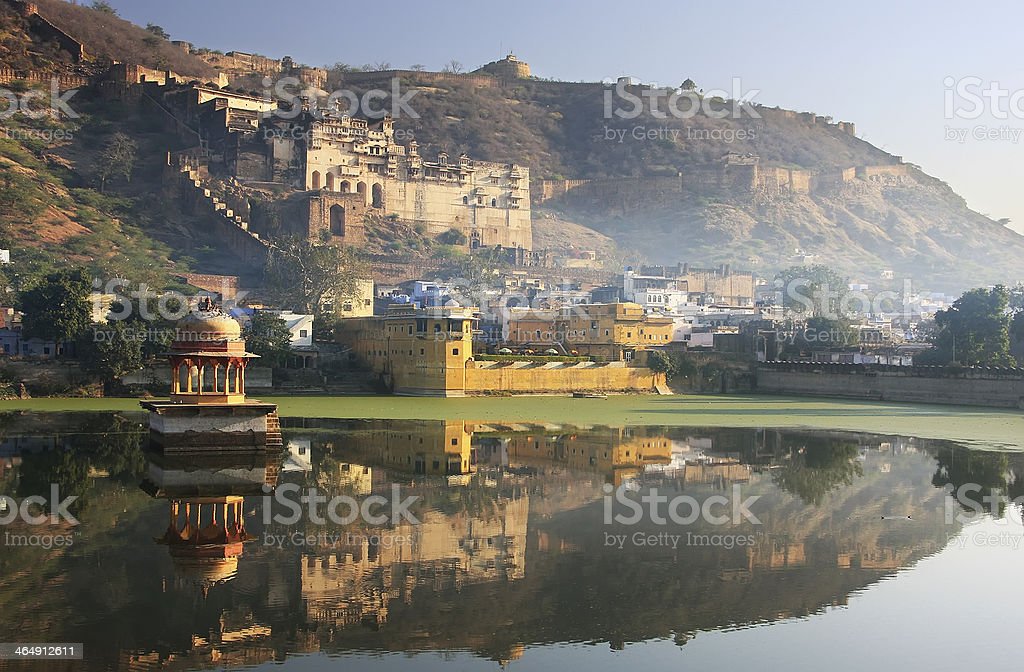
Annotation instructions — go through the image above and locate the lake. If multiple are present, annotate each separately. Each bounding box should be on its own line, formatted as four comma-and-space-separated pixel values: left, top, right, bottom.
0, 409, 1021, 671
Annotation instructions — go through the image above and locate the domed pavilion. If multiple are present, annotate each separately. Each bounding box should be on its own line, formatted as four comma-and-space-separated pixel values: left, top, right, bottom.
141, 299, 280, 454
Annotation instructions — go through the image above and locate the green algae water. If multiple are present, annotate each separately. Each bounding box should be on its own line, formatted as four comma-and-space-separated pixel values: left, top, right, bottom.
1, 394, 1022, 450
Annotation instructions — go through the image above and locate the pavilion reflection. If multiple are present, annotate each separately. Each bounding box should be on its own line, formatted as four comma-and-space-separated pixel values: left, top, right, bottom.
140, 447, 281, 594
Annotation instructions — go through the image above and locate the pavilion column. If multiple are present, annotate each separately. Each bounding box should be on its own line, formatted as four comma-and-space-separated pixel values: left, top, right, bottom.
197, 360, 205, 395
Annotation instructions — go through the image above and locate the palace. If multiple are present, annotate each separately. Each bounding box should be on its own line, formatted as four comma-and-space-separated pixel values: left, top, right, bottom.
241, 111, 532, 249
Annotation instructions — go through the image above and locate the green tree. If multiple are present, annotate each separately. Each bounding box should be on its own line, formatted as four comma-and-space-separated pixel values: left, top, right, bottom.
96, 133, 137, 193
91, 1, 117, 15
77, 319, 144, 391
243, 311, 293, 367
775, 265, 850, 317
264, 238, 367, 315
19, 268, 91, 346
145, 23, 170, 39
925, 286, 1014, 366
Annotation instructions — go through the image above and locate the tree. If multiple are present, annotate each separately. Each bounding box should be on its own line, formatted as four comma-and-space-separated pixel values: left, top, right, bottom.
925, 286, 1015, 366
775, 265, 850, 318
410, 64, 426, 72
681, 78, 697, 91
97, 133, 137, 193
19, 268, 92, 347
442, 60, 464, 74
91, 1, 117, 14
243, 311, 293, 367
77, 320, 144, 391
264, 238, 368, 315
145, 23, 170, 39
437, 228, 467, 245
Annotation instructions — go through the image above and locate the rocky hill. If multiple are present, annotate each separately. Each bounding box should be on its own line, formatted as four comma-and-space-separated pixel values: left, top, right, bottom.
1, 1, 1021, 293
338, 72, 1023, 290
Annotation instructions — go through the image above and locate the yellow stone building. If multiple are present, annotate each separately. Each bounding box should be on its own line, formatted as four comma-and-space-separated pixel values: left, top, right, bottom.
336, 304, 665, 396
506, 302, 674, 360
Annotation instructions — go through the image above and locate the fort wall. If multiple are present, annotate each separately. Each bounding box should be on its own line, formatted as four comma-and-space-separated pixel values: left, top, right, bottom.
757, 363, 1024, 409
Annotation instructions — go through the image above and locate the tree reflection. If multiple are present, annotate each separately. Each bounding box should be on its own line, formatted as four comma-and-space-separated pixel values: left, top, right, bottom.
932, 446, 1010, 516
772, 438, 863, 506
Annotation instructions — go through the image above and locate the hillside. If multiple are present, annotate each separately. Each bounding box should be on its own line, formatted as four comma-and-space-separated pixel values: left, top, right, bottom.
2, 1, 1021, 293
1, 0, 217, 79
336, 72, 1024, 290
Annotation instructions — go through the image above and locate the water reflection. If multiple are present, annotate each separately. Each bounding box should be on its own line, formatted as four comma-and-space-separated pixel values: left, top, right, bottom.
0, 412, 1022, 670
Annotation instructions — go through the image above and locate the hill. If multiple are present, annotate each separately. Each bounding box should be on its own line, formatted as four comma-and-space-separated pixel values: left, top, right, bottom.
334, 72, 1024, 290
1, 0, 218, 79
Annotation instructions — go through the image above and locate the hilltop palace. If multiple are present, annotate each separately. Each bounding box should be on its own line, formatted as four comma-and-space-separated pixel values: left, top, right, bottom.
155, 79, 532, 250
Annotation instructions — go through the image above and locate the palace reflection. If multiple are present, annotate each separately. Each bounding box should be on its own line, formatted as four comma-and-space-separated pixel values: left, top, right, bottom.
2, 412, 1021, 670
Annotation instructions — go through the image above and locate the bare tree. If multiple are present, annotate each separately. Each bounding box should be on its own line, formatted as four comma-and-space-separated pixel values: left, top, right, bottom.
442, 60, 464, 74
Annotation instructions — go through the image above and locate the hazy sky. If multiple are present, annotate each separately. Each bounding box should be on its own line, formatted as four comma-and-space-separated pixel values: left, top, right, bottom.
105, 0, 1024, 234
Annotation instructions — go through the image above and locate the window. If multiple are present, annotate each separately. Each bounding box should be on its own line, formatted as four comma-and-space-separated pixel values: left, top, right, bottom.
452, 348, 459, 355
451, 438, 458, 445
299, 329, 308, 338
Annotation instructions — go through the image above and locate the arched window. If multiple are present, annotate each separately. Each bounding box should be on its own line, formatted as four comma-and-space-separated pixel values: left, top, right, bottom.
491, 198, 497, 207
340, 180, 351, 193
330, 204, 346, 236
326, 173, 335, 191
371, 183, 384, 209
311, 171, 321, 190
356, 181, 367, 204
462, 195, 468, 205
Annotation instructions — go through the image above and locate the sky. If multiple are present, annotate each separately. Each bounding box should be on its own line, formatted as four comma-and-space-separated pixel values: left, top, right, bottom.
104, 0, 1024, 234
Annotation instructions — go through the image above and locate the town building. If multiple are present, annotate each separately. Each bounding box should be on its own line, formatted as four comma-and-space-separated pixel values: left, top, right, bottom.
335, 303, 664, 396
505, 302, 674, 360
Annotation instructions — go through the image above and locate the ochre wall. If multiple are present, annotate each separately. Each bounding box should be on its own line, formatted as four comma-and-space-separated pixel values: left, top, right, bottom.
465, 361, 662, 395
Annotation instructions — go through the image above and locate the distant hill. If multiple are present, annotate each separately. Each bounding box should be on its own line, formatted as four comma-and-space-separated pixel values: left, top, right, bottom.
3, 2, 1022, 293
335, 72, 1024, 290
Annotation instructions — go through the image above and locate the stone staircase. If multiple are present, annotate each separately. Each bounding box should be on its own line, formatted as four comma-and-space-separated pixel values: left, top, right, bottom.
169, 151, 271, 263
266, 411, 283, 453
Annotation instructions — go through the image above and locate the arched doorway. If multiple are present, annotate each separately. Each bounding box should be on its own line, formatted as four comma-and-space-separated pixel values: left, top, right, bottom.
326, 173, 335, 191
371, 183, 384, 209
340, 180, 351, 193
311, 171, 321, 190
330, 204, 346, 236
356, 181, 367, 204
